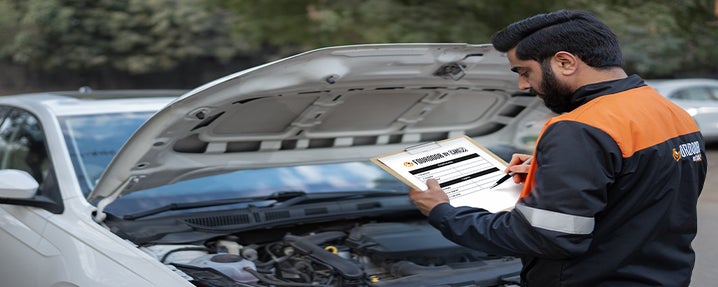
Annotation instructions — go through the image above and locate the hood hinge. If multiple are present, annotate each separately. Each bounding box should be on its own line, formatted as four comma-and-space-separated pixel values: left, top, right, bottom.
93, 176, 139, 223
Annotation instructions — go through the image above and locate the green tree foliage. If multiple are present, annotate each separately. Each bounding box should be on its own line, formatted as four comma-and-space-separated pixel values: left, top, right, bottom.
211, 0, 717, 78
0, 0, 243, 74
210, 0, 561, 58
565, 0, 718, 77
0, 0, 716, 78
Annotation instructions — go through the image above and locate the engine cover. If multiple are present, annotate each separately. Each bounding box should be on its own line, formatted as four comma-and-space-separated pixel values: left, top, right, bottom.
346, 222, 490, 265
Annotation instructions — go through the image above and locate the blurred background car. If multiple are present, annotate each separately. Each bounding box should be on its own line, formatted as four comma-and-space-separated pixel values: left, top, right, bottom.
647, 78, 718, 143
0, 43, 550, 287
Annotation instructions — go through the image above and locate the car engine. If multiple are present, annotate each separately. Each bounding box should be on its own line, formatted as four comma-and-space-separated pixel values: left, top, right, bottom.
142, 222, 521, 287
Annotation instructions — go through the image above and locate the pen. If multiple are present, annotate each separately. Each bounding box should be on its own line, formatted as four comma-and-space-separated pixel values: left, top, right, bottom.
490, 157, 533, 189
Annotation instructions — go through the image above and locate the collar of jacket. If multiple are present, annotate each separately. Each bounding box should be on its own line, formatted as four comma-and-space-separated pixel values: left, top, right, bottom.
567, 74, 646, 112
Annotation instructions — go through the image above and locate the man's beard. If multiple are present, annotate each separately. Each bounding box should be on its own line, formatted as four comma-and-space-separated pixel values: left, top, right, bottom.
532, 60, 574, 114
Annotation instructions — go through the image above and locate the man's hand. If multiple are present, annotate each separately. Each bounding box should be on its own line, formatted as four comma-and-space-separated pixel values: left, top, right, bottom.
408, 179, 450, 216
505, 153, 533, 184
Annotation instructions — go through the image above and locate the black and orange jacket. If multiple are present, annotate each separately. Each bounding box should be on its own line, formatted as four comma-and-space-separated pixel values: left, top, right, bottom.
427, 75, 707, 286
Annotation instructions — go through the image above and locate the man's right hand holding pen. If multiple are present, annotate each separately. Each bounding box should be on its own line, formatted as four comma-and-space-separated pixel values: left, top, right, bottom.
498, 153, 533, 186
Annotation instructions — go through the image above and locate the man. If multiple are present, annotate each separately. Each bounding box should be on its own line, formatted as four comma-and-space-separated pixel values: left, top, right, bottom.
408, 9, 706, 287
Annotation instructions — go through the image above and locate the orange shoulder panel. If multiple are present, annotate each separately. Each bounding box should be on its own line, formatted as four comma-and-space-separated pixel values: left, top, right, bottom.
520, 86, 700, 199
543, 86, 699, 158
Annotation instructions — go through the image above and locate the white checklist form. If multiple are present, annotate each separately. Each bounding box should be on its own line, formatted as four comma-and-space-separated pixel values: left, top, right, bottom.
371, 136, 521, 212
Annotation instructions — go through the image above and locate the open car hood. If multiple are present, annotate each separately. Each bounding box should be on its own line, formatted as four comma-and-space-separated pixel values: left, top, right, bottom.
89, 43, 529, 205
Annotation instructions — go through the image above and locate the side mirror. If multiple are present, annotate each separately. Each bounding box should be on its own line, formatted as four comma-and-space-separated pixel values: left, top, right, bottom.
0, 169, 39, 199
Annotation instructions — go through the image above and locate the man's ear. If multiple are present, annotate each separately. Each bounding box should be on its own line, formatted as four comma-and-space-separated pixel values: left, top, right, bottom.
552, 51, 578, 75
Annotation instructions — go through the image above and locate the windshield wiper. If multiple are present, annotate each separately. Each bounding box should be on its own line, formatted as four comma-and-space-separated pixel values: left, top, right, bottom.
269, 190, 404, 208
121, 191, 307, 220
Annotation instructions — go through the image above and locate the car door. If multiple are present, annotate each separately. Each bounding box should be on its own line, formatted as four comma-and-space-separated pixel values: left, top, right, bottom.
0, 106, 59, 287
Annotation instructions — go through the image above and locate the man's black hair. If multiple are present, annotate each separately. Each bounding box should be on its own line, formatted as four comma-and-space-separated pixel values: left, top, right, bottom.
491, 10, 624, 68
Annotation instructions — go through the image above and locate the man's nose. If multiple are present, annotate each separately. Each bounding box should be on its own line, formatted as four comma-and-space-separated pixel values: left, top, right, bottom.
517, 77, 531, 91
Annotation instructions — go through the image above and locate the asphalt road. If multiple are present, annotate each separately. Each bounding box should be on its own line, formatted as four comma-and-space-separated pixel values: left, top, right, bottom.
690, 147, 718, 287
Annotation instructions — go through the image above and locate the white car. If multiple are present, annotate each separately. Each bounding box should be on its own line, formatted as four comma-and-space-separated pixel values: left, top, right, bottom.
0, 44, 547, 287
647, 78, 718, 142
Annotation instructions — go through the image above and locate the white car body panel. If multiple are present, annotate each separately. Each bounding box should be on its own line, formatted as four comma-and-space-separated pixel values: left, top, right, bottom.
0, 187, 192, 287
0, 94, 191, 286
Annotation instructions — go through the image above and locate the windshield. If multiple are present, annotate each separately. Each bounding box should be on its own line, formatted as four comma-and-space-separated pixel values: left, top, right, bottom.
106, 162, 406, 217
59, 112, 406, 218
60, 112, 154, 196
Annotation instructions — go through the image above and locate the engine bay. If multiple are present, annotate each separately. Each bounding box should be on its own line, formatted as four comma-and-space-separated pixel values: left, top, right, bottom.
141, 221, 521, 287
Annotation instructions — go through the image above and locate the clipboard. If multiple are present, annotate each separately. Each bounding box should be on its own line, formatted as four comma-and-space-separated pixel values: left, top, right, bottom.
371, 135, 521, 212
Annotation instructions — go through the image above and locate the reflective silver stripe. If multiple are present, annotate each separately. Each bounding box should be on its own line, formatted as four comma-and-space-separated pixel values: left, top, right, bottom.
515, 203, 594, 234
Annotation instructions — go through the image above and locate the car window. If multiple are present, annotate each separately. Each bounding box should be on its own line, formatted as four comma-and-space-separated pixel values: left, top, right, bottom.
0, 108, 50, 185
709, 87, 718, 100
671, 87, 713, 101
0, 106, 62, 213
59, 111, 158, 197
